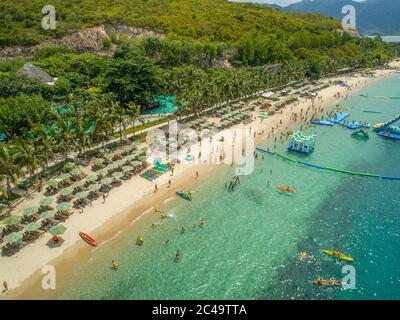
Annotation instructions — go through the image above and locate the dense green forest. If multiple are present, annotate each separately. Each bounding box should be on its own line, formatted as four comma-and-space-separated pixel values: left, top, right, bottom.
0, 0, 398, 197
0, 0, 341, 46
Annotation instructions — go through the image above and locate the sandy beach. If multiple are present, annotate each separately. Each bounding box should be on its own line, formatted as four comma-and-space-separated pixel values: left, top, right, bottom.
2, 64, 398, 299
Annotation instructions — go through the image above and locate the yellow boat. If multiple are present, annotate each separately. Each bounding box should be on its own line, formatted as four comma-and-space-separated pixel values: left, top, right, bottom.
323, 250, 353, 262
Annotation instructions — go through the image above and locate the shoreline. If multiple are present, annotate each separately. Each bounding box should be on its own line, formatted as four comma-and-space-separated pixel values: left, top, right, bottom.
2, 66, 397, 300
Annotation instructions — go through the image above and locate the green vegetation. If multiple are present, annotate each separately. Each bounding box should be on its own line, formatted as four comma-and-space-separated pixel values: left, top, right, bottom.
0, 0, 398, 201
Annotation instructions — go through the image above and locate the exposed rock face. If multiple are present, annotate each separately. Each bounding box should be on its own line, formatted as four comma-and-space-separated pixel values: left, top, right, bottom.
0, 25, 164, 59
0, 24, 232, 68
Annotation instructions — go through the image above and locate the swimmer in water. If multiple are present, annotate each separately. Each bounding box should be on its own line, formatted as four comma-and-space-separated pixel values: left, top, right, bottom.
176, 250, 181, 259
180, 226, 185, 234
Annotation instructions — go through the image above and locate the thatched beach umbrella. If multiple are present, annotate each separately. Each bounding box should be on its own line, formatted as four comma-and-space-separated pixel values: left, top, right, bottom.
23, 206, 40, 217
72, 180, 86, 188
70, 168, 83, 176
46, 179, 61, 187
59, 173, 72, 180
97, 168, 109, 176
107, 163, 119, 170
49, 225, 67, 236
59, 187, 74, 196
75, 191, 89, 199
101, 178, 113, 185
3, 231, 23, 244
40, 197, 55, 207
64, 162, 75, 170
112, 172, 124, 179
41, 210, 57, 220
3, 215, 22, 226
93, 158, 105, 165
115, 160, 126, 167
24, 221, 42, 232
88, 183, 102, 191
104, 153, 114, 160
122, 165, 134, 172
86, 175, 99, 182
57, 202, 71, 212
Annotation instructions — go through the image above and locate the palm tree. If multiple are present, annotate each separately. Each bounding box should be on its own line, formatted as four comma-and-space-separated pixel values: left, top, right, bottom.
111, 100, 126, 142
0, 143, 22, 199
55, 115, 76, 160
32, 124, 55, 170
88, 97, 114, 148
15, 137, 41, 178
126, 102, 145, 137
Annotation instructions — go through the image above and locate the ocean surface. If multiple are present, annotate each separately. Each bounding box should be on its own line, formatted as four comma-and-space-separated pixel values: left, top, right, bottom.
57, 75, 400, 300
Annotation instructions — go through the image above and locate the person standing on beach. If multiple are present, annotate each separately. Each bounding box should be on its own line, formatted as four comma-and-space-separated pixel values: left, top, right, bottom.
155, 184, 158, 192
102, 194, 106, 203
196, 171, 199, 179
2, 281, 8, 293
168, 180, 171, 188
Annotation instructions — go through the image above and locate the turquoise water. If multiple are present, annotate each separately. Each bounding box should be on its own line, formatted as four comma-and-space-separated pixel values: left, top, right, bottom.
58, 76, 400, 300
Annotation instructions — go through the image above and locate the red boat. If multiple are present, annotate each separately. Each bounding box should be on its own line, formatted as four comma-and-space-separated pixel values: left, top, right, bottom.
79, 232, 97, 247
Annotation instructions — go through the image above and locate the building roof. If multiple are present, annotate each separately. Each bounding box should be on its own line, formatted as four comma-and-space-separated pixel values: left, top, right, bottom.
19, 63, 56, 85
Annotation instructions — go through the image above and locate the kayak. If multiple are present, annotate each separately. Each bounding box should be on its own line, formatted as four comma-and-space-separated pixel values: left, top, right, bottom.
176, 191, 192, 201
313, 278, 342, 287
323, 250, 353, 262
276, 186, 295, 193
79, 232, 97, 247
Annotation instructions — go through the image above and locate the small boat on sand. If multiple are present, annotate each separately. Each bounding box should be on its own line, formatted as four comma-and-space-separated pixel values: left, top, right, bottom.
323, 250, 353, 262
313, 278, 343, 287
79, 232, 97, 247
276, 186, 295, 193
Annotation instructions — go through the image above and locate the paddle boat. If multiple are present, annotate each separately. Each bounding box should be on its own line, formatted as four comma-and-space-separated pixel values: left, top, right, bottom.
176, 191, 192, 201
79, 232, 97, 247
323, 250, 353, 262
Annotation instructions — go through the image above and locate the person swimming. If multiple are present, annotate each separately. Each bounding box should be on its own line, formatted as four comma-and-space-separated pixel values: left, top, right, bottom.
199, 218, 205, 226
112, 260, 119, 270
181, 226, 186, 234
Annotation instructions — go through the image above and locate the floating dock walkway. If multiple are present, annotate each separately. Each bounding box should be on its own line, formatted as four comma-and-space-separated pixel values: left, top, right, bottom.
256, 147, 400, 180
